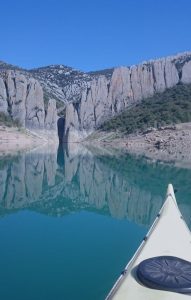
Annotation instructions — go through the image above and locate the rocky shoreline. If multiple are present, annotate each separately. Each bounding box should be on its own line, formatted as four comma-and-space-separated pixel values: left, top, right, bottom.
0, 126, 58, 156
85, 123, 191, 168
1, 122, 191, 169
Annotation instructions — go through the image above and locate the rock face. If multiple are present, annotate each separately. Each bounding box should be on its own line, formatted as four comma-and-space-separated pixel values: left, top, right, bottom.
45, 99, 57, 130
25, 77, 45, 129
0, 78, 7, 113
181, 61, 191, 84
65, 52, 191, 142
1, 52, 191, 138
0, 70, 57, 130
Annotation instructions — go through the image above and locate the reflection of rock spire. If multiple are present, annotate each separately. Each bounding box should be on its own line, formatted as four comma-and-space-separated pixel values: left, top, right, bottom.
0, 145, 191, 226
57, 143, 65, 168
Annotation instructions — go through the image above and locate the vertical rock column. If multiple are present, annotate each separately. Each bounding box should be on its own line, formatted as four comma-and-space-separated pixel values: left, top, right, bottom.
0, 78, 7, 114
5, 71, 28, 126
45, 99, 58, 130
25, 78, 45, 129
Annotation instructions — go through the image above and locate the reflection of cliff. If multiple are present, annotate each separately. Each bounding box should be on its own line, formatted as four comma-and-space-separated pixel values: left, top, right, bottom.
0, 145, 191, 226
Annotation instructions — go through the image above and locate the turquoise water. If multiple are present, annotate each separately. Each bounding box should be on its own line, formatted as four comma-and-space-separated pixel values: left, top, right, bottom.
0, 145, 191, 300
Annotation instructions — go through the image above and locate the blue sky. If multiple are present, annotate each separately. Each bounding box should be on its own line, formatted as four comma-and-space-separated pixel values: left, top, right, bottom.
1, 0, 191, 71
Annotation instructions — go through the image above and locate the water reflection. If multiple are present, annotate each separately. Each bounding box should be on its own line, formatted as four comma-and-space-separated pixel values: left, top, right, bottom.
0, 144, 191, 226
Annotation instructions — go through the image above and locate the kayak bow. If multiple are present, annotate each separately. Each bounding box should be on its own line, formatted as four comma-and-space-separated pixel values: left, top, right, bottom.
106, 184, 191, 299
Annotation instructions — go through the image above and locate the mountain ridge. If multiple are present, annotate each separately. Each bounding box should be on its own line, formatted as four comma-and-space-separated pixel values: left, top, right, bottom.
1, 50, 191, 106
1, 51, 191, 138
64, 51, 191, 142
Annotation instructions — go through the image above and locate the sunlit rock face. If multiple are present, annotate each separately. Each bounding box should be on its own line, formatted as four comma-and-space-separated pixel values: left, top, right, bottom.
181, 61, 191, 84
0, 70, 57, 130
65, 52, 191, 141
45, 99, 57, 130
1, 52, 191, 141
0, 145, 191, 226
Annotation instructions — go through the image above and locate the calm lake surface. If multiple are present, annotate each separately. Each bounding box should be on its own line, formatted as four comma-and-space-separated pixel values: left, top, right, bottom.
0, 144, 191, 300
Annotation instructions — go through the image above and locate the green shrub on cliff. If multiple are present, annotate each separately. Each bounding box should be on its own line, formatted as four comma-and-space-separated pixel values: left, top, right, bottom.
100, 83, 191, 134
0, 112, 21, 127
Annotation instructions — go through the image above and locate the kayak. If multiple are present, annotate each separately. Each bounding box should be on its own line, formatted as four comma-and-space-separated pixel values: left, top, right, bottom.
106, 184, 191, 299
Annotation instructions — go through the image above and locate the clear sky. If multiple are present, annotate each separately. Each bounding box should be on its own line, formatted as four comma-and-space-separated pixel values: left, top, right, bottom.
1, 0, 191, 71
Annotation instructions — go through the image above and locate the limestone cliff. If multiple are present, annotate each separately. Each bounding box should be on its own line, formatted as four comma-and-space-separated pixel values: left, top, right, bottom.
65, 52, 191, 142
1, 52, 191, 138
0, 70, 57, 130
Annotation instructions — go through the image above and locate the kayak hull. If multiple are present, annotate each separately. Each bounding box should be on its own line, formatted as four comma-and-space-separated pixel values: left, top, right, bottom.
106, 184, 191, 300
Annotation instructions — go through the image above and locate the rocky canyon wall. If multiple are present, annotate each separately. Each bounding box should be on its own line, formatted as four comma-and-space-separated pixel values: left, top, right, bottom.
65, 52, 191, 142
1, 52, 191, 140
0, 70, 57, 130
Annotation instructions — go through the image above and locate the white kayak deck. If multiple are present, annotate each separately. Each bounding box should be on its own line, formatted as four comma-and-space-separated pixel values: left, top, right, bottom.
106, 184, 191, 299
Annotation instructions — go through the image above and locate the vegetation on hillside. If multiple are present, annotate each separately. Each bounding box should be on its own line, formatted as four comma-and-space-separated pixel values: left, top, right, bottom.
0, 112, 21, 127
100, 84, 191, 134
